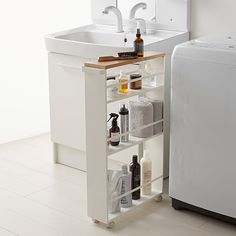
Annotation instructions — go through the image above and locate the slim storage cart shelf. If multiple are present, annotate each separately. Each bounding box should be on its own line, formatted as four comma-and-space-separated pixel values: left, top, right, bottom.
84, 52, 165, 228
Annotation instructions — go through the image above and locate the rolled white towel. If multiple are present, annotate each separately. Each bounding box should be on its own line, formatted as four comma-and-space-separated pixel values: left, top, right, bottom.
129, 101, 154, 138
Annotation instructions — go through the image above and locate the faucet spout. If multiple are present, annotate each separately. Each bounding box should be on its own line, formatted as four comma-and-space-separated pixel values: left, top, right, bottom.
103, 6, 124, 33
129, 2, 147, 19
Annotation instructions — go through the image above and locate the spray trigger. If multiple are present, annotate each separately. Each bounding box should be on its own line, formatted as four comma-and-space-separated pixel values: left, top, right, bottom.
107, 113, 119, 123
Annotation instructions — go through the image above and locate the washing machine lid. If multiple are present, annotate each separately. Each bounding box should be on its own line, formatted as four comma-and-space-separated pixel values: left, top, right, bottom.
173, 33, 236, 65
191, 33, 236, 52
195, 33, 236, 46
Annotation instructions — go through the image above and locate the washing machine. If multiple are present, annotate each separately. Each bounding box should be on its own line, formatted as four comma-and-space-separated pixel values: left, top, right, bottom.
169, 33, 236, 224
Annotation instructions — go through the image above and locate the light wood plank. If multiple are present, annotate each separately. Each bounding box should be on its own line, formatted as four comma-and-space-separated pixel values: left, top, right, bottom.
84, 51, 165, 70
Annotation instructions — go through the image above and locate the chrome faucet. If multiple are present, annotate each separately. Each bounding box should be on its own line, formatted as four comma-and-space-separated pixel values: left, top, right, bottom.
129, 2, 147, 19
102, 6, 124, 33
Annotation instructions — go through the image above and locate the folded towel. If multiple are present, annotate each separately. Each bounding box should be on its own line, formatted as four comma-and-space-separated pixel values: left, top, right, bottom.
139, 97, 163, 134
129, 101, 154, 138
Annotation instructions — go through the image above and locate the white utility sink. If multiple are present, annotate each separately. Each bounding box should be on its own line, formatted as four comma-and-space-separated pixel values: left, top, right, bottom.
45, 24, 183, 58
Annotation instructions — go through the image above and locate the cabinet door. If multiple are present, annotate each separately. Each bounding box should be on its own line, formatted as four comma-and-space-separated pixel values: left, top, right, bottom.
48, 53, 88, 151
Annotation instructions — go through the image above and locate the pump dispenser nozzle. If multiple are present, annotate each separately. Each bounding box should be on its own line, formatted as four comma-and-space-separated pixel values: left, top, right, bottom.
136, 21, 141, 37
136, 28, 141, 37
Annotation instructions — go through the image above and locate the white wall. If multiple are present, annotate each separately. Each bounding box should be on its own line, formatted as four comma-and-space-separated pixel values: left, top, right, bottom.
191, 0, 236, 38
0, 1, 92, 144
1, 0, 235, 144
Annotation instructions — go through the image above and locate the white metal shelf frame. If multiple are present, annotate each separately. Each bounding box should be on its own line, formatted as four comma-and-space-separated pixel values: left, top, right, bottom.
107, 84, 164, 104
107, 119, 163, 142
108, 133, 163, 156
106, 72, 164, 88
84, 52, 165, 227
107, 72, 164, 104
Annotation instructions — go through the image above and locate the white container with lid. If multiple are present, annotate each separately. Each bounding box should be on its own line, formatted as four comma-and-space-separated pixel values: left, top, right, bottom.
107, 76, 118, 98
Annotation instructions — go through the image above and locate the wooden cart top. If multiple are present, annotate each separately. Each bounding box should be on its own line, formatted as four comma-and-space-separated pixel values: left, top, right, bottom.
84, 51, 165, 70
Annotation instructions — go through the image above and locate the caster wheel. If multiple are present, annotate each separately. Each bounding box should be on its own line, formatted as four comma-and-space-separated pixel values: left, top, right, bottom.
92, 219, 100, 224
106, 221, 115, 229
155, 195, 163, 202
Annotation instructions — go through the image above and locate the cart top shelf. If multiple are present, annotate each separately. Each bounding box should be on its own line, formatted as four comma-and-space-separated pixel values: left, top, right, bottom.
84, 51, 165, 70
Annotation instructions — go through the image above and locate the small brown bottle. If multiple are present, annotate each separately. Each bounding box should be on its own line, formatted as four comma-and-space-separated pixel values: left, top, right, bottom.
134, 28, 144, 57
130, 74, 142, 90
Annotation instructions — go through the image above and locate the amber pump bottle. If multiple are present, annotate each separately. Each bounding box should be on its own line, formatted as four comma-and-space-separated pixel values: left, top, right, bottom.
134, 28, 144, 57
107, 113, 120, 146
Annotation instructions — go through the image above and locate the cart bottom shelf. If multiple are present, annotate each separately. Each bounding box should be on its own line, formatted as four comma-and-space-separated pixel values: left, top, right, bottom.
108, 190, 162, 221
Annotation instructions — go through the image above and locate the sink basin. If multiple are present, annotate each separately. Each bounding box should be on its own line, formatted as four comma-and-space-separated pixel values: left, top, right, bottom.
57, 31, 159, 48
45, 24, 183, 58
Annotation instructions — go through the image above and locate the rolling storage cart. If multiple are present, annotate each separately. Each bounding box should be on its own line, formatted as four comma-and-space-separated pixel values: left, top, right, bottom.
84, 52, 165, 228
